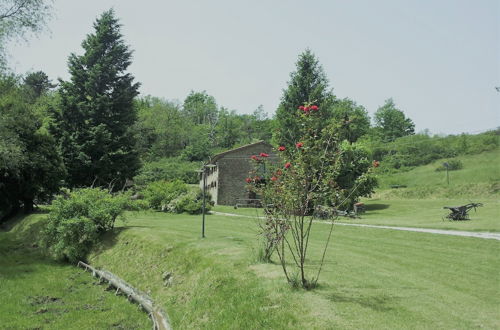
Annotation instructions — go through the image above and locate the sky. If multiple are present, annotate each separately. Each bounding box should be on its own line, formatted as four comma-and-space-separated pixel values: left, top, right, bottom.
7, 0, 500, 135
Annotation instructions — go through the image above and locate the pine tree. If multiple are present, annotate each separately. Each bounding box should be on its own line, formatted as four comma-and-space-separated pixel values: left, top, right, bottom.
54, 9, 140, 188
274, 49, 336, 146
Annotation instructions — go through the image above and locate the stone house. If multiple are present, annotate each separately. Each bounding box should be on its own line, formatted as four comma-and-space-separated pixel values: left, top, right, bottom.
199, 141, 277, 206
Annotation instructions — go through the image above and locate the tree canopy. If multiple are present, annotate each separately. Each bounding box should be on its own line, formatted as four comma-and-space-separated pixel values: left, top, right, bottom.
274, 49, 336, 146
373, 98, 415, 142
53, 9, 140, 188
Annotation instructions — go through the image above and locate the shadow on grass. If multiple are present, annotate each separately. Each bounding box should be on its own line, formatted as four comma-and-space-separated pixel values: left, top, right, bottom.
324, 291, 398, 312
365, 204, 390, 211
92, 227, 130, 256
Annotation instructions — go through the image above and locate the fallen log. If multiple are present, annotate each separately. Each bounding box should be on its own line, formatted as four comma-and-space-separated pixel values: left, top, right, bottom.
77, 261, 171, 330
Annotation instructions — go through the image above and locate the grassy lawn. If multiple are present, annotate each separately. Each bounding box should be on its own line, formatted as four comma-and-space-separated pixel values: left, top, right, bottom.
86, 210, 500, 329
213, 200, 500, 232
0, 213, 151, 330
374, 150, 499, 199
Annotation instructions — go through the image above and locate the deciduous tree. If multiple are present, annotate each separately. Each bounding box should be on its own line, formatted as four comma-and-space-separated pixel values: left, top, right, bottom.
373, 98, 415, 142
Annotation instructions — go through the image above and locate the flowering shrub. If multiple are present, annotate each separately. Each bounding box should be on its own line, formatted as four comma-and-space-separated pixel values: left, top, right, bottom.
248, 102, 376, 289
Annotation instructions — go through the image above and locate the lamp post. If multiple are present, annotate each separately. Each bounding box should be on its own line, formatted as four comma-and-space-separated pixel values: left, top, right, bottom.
443, 162, 449, 186
198, 163, 216, 238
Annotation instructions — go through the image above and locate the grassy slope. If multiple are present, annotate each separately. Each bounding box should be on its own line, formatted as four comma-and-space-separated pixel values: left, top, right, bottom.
374, 150, 500, 199
89, 211, 500, 329
336, 149, 500, 232
0, 213, 150, 329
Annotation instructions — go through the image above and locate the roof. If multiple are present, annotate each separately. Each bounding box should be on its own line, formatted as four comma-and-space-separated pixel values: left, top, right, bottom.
209, 141, 275, 164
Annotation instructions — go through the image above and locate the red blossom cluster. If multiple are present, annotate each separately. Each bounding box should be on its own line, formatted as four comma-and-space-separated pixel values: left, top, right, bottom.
259, 152, 269, 157
245, 177, 252, 183
250, 155, 260, 161
373, 160, 380, 168
298, 104, 319, 114
271, 176, 278, 182
284, 162, 291, 169
295, 142, 303, 149
278, 146, 286, 152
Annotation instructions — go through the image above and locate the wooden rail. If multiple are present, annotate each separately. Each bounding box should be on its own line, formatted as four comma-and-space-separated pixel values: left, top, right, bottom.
77, 261, 171, 330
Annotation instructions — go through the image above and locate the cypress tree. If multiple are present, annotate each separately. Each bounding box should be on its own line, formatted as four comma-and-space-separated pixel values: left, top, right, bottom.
54, 9, 140, 188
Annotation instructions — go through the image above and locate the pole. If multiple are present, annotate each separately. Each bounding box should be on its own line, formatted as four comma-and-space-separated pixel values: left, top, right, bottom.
446, 167, 449, 186
202, 166, 206, 238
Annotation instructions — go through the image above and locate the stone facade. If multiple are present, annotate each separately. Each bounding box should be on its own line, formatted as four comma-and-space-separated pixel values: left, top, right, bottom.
200, 141, 277, 206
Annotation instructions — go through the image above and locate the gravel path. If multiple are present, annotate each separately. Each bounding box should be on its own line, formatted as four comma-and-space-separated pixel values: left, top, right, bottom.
210, 211, 500, 241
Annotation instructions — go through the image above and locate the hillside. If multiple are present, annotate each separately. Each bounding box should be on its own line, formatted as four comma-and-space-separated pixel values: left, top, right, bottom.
373, 149, 499, 199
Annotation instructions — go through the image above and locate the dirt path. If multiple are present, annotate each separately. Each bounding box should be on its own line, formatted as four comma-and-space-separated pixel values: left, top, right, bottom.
210, 211, 500, 241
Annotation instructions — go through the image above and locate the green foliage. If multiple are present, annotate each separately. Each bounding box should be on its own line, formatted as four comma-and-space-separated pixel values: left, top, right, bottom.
134, 96, 190, 160
274, 49, 336, 146
0, 74, 65, 217
53, 9, 140, 188
167, 189, 211, 214
373, 98, 415, 142
436, 159, 463, 171
183, 90, 218, 126
134, 157, 200, 185
331, 98, 371, 143
363, 130, 499, 172
41, 188, 128, 262
143, 180, 188, 211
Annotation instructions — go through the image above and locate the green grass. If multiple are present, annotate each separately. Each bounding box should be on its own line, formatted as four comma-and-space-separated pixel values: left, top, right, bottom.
214, 200, 500, 232
356, 198, 500, 232
374, 149, 500, 199
85, 210, 500, 329
0, 213, 150, 330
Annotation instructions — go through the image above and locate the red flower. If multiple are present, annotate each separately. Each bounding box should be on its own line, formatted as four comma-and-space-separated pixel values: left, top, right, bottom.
298, 105, 305, 110
278, 146, 286, 151
251, 155, 260, 161
373, 160, 380, 168
271, 176, 278, 182
245, 177, 252, 183
276, 169, 283, 176
311, 105, 318, 111
304, 106, 310, 112
259, 152, 269, 157
296, 142, 303, 148
284, 162, 291, 169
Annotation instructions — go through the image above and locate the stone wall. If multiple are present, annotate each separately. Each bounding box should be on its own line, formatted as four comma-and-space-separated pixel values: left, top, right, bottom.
216, 143, 276, 206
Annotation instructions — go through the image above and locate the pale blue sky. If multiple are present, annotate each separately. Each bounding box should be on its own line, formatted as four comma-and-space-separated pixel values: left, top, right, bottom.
7, 0, 500, 134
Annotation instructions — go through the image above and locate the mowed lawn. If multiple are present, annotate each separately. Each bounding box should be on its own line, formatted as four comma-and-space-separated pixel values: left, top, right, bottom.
88, 210, 500, 329
0, 214, 150, 329
214, 199, 500, 232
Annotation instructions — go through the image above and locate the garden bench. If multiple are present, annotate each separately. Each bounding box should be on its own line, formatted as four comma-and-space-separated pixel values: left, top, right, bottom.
234, 198, 262, 209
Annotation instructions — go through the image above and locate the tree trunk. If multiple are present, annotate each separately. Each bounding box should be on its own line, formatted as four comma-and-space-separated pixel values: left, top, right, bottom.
23, 198, 34, 213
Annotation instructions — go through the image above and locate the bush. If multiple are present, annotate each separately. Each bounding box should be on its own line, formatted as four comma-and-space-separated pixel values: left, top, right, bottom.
166, 189, 211, 214
40, 188, 128, 262
436, 159, 463, 171
143, 180, 188, 211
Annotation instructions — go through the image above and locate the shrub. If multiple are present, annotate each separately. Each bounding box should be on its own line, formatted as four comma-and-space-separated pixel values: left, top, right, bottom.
40, 188, 129, 262
436, 159, 463, 171
143, 180, 188, 211
166, 189, 211, 214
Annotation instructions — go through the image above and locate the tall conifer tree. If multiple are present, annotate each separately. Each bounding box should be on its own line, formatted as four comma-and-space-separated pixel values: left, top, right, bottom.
54, 9, 140, 188
274, 49, 336, 147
